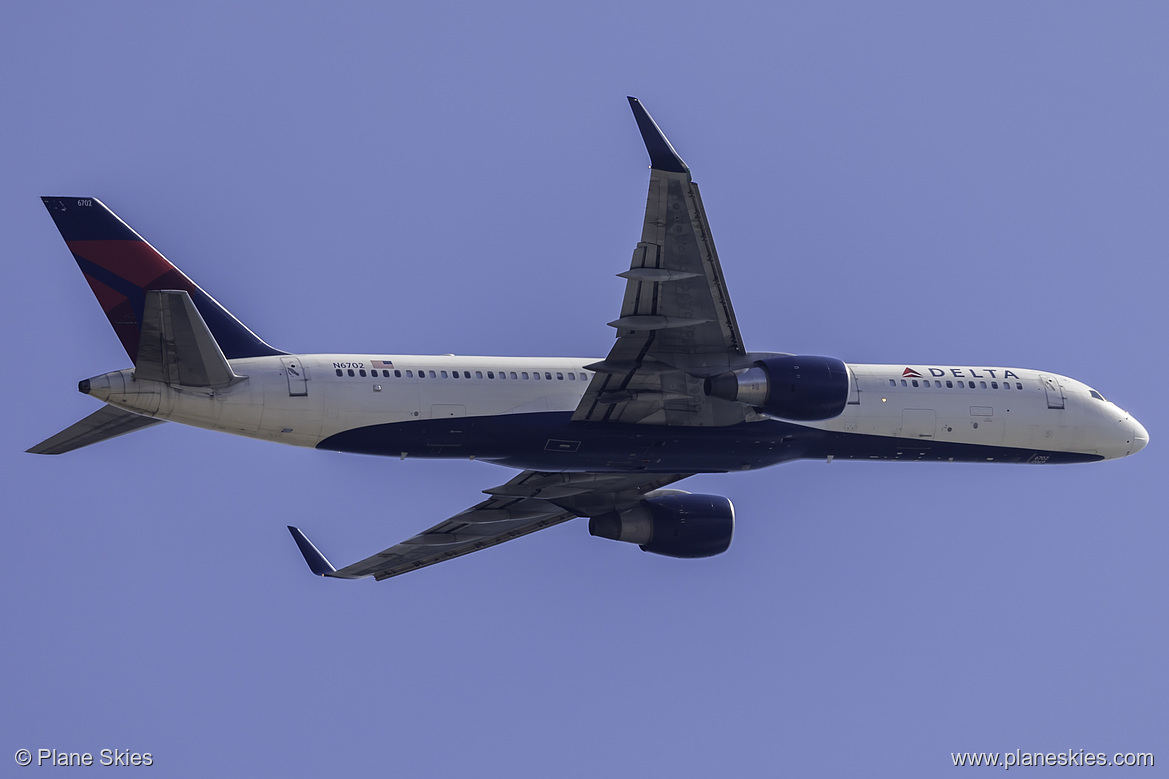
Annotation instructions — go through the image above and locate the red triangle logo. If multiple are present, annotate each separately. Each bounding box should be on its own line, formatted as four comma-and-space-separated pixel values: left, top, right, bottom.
902, 367, 922, 378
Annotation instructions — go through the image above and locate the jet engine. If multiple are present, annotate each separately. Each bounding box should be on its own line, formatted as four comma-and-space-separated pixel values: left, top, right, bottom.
705, 355, 849, 420
588, 492, 734, 558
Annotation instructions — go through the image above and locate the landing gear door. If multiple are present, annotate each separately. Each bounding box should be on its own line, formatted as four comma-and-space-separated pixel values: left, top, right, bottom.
1041, 374, 1064, 409
281, 357, 308, 396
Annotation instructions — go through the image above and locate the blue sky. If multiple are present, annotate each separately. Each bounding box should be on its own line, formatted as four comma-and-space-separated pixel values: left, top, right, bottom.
2, 2, 1165, 775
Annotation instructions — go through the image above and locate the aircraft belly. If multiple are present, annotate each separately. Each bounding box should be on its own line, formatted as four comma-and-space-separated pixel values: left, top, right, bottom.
319, 411, 803, 471
317, 411, 1103, 471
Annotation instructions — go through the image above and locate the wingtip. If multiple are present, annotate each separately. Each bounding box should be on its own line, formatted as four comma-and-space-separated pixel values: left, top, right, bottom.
287, 526, 337, 577
626, 97, 689, 174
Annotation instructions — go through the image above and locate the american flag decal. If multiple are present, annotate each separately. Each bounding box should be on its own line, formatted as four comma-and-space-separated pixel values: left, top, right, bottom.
372, 359, 394, 369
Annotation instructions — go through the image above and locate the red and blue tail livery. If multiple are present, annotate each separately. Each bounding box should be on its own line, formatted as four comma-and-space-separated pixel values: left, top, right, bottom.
41, 197, 283, 362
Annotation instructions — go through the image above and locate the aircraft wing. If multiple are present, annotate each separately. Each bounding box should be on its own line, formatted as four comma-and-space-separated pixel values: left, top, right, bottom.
289, 470, 691, 581
573, 97, 751, 427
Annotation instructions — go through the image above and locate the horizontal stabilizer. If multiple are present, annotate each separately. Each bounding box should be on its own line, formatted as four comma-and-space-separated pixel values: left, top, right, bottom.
28, 405, 165, 455
136, 290, 243, 387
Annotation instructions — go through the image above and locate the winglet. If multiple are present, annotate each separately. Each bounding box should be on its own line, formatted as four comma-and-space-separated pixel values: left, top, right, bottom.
627, 97, 689, 174
287, 526, 338, 577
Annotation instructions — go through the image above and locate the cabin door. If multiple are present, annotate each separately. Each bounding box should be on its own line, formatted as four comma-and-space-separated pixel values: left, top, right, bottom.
281, 357, 308, 396
1041, 374, 1064, 409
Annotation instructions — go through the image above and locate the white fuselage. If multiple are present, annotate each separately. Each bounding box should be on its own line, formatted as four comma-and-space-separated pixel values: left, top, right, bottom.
82, 354, 1147, 466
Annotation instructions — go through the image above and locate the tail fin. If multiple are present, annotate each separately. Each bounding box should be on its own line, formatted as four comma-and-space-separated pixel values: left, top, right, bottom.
41, 197, 284, 362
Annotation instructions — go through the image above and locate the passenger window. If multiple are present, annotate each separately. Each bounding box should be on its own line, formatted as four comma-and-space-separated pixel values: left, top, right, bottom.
946, 381, 953, 388
980, 381, 987, 389
1016, 382, 1022, 389
347, 369, 355, 377
889, 379, 896, 387
335, 369, 343, 377
911, 380, 918, 387
568, 373, 576, 381
440, 371, 448, 378
533, 372, 540, 380
395, 370, 402, 377
545, 372, 552, 380
406, 370, 413, 378
429, 370, 436, 378
510, 372, 518, 379
991, 381, 998, 389
476, 371, 483, 379
359, 369, 366, 377
901, 380, 907, 387
556, 372, 564, 380
487, 371, 495, 379
579, 373, 588, 381
522, 372, 529, 379
957, 381, 964, 388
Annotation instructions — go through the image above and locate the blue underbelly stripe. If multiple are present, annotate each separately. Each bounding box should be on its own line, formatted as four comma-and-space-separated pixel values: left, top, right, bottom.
317, 412, 1102, 471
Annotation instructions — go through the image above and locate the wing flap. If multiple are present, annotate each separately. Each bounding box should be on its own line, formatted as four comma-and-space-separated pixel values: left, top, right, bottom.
332, 495, 576, 580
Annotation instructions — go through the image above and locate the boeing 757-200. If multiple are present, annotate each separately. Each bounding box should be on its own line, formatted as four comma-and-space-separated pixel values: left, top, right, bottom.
30, 98, 1148, 581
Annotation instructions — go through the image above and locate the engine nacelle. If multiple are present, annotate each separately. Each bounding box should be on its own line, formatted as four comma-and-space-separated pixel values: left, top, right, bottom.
588, 493, 734, 559
705, 355, 849, 421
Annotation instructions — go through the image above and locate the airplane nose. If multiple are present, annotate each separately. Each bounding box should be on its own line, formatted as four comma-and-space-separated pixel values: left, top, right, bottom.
1130, 416, 1149, 455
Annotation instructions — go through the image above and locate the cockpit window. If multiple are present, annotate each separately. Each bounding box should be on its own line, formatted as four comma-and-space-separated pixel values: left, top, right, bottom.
1089, 389, 1106, 401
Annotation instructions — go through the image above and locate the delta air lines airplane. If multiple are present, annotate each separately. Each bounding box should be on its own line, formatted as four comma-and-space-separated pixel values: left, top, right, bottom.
31, 98, 1148, 582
